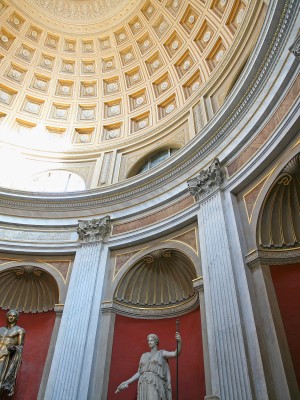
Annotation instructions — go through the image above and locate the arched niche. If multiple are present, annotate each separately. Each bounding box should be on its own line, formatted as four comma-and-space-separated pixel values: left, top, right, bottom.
0, 261, 64, 312
112, 248, 198, 319
257, 153, 300, 249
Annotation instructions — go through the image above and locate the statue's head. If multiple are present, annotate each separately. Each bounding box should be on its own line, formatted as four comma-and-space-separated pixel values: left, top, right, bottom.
6, 309, 19, 322
147, 333, 159, 346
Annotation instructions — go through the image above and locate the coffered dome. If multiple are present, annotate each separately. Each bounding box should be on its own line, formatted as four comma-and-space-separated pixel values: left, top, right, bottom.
0, 0, 267, 191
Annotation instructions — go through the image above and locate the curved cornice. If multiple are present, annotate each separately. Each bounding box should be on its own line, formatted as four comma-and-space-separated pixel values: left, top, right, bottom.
0, 0, 298, 215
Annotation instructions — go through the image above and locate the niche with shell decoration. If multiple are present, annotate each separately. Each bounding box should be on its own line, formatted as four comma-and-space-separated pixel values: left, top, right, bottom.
258, 153, 300, 249
113, 249, 198, 318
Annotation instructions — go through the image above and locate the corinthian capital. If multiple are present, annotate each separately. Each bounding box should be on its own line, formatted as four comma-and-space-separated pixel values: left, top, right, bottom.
289, 33, 300, 59
187, 158, 224, 201
77, 216, 111, 243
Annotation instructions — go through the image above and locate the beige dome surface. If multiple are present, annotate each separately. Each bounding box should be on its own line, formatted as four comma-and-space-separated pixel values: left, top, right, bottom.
0, 0, 266, 190
21, 0, 138, 25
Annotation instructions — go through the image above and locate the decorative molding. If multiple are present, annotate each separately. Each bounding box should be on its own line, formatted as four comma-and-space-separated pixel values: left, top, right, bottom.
40, 260, 71, 282
111, 195, 194, 235
77, 216, 111, 243
168, 228, 198, 254
289, 33, 300, 59
227, 76, 300, 177
54, 303, 64, 316
113, 249, 141, 279
0, 228, 72, 242
101, 295, 199, 319
142, 248, 171, 263
245, 248, 300, 269
187, 158, 224, 201
193, 276, 204, 292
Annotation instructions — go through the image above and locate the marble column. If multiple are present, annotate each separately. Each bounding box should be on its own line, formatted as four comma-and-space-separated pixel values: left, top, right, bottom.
44, 217, 111, 400
188, 160, 252, 400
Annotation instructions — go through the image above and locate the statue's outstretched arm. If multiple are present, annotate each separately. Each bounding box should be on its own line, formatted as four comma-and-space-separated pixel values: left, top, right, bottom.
115, 371, 140, 393
163, 332, 182, 359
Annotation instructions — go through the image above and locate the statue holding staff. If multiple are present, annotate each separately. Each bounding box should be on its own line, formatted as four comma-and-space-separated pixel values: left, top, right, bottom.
0, 310, 25, 397
116, 331, 182, 399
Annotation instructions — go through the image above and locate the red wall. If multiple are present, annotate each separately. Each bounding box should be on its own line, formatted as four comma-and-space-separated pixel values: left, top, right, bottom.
0, 309, 56, 400
108, 309, 205, 400
270, 263, 300, 388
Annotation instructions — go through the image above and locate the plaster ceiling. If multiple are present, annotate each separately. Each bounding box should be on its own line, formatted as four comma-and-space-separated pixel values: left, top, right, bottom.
0, 0, 266, 189
20, 0, 139, 24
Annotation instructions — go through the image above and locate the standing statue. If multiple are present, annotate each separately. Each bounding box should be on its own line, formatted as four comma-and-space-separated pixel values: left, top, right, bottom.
116, 331, 182, 399
0, 310, 25, 397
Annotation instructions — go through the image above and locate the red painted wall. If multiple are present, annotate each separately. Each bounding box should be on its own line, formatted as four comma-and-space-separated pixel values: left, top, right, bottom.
108, 309, 205, 400
270, 263, 300, 388
0, 309, 56, 400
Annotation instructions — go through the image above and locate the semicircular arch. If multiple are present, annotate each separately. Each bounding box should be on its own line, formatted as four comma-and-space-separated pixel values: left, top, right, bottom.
110, 244, 200, 319
0, 261, 66, 312
254, 152, 300, 249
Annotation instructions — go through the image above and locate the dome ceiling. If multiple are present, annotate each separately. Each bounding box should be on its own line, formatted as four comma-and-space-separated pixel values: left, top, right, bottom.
20, 0, 139, 25
0, 0, 266, 190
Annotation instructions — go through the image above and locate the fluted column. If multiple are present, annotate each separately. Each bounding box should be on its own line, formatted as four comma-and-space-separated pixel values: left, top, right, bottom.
188, 160, 252, 400
44, 217, 111, 400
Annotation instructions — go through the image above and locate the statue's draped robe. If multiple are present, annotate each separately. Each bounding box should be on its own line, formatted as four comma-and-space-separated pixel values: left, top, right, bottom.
0, 326, 24, 396
138, 350, 172, 400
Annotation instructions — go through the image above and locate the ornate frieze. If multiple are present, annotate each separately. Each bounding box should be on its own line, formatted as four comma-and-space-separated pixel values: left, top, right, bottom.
77, 216, 111, 243
245, 248, 300, 269
187, 158, 224, 201
0, 228, 72, 242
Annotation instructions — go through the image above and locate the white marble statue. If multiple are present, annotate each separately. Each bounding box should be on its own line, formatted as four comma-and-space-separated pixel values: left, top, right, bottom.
116, 332, 182, 399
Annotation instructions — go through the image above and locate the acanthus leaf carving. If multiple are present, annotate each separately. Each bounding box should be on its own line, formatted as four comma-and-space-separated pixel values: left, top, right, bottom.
187, 158, 224, 201
289, 33, 300, 59
77, 216, 111, 243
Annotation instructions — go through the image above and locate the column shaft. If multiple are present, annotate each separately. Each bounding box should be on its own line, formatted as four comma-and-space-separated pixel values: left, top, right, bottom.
198, 191, 252, 400
45, 242, 106, 400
